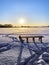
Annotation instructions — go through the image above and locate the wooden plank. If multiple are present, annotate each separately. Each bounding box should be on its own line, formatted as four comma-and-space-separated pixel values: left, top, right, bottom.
39, 37, 42, 43
19, 35, 44, 43
21, 36, 43, 38
26, 37, 28, 43
32, 37, 35, 43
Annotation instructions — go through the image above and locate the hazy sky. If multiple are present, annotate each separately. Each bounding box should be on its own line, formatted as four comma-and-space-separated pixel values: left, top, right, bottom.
0, 0, 49, 26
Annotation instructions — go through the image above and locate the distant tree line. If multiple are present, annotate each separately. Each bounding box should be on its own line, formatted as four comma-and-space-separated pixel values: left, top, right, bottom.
0, 24, 13, 28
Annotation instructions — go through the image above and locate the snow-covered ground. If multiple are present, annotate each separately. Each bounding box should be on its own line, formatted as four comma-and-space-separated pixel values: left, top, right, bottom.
0, 34, 49, 65
0, 28, 49, 65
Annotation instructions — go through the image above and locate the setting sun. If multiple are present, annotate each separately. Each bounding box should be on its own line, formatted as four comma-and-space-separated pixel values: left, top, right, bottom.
19, 18, 25, 25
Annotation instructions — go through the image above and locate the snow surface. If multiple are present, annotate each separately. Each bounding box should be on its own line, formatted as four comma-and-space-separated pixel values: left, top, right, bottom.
0, 34, 49, 65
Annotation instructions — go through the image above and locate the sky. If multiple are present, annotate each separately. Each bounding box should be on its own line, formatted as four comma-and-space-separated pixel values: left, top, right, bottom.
0, 0, 49, 26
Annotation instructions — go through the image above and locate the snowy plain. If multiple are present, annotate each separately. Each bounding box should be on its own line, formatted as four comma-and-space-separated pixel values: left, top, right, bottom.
0, 28, 49, 65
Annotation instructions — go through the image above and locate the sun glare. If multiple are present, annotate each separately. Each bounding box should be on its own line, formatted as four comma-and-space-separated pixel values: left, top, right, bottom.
19, 18, 25, 25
